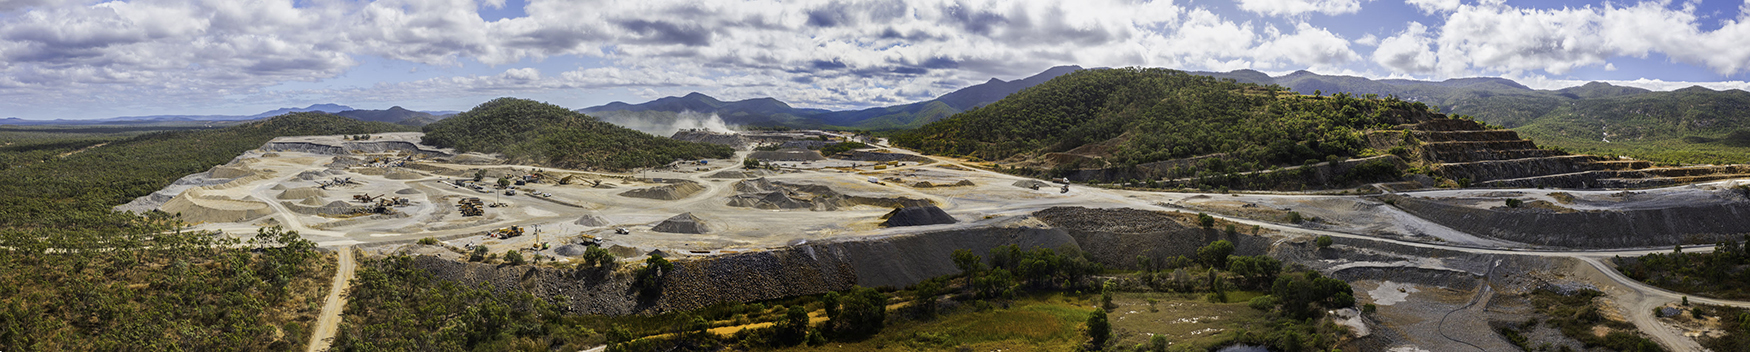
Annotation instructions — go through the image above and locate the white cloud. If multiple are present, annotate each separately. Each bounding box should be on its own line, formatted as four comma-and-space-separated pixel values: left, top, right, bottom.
1404, 0, 1460, 15
1235, 0, 1365, 16
1435, 1, 1750, 77
1353, 33, 1379, 46
1372, 22, 1437, 74
0, 0, 1745, 118
1507, 73, 1750, 91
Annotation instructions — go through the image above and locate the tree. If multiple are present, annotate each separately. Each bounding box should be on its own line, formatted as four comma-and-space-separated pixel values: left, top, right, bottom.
1198, 240, 1236, 269
1086, 308, 1111, 349
743, 157, 761, 169
1197, 212, 1216, 228
473, 169, 486, 182
580, 246, 616, 270
776, 305, 810, 345
635, 253, 674, 295
952, 249, 985, 276
825, 286, 888, 337
1316, 235, 1334, 248
1227, 255, 1283, 289
470, 245, 489, 262
497, 177, 511, 188
504, 250, 525, 265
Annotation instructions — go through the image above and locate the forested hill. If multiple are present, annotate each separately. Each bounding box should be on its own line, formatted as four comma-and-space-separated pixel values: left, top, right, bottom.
422, 98, 734, 170
1189, 69, 1750, 164
893, 67, 1437, 169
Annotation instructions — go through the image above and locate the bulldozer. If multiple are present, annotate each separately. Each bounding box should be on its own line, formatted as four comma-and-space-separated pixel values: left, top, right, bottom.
489, 226, 525, 239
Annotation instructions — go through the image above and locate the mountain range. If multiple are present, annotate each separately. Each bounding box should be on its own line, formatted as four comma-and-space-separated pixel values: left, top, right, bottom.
578, 65, 1084, 130
1, 104, 453, 127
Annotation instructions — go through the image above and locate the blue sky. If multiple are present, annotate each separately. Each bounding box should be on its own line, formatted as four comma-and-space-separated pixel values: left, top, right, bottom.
1, 0, 1747, 119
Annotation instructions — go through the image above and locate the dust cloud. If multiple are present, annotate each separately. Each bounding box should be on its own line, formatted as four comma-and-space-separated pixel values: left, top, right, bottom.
593, 111, 737, 137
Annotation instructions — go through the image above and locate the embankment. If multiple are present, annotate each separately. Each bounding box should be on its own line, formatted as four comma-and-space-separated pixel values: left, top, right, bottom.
1385, 194, 1749, 248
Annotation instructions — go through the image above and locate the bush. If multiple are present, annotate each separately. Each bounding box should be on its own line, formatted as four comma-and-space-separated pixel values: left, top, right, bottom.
1197, 212, 1216, 228
1086, 308, 1111, 348
1249, 295, 1279, 310
417, 237, 440, 245
504, 250, 525, 265
1506, 198, 1524, 208
1287, 211, 1305, 223
1316, 235, 1333, 248
469, 245, 489, 262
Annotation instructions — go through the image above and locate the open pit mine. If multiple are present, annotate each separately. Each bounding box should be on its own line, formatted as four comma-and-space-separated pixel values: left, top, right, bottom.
120, 123, 1750, 351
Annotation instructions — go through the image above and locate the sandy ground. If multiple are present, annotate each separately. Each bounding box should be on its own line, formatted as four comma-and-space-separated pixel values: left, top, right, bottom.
307, 247, 356, 352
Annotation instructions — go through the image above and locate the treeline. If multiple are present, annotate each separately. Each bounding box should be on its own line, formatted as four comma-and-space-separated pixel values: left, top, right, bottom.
893, 68, 1438, 179
421, 98, 733, 171
1615, 237, 1750, 300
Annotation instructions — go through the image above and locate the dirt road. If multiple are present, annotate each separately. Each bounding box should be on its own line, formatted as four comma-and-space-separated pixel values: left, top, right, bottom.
307, 246, 357, 352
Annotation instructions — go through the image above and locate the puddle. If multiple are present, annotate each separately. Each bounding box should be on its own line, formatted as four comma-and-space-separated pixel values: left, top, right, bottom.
1368, 281, 1420, 306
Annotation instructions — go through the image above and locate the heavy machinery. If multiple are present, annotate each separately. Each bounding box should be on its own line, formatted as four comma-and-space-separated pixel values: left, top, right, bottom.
457, 197, 484, 216
353, 194, 382, 203
488, 226, 524, 239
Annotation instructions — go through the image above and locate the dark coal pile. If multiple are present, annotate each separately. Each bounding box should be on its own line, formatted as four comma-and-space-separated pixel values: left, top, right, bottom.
880, 206, 957, 227
553, 244, 589, 257
652, 212, 711, 234
749, 148, 825, 161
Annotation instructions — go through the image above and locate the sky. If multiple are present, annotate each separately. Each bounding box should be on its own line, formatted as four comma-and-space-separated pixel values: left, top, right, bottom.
0, 0, 1748, 119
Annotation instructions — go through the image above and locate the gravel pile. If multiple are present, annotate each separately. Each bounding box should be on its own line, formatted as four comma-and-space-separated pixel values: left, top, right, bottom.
880, 206, 957, 227
651, 212, 711, 234
618, 181, 704, 200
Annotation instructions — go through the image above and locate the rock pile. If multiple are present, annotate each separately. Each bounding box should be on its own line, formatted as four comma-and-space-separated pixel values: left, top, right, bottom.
618, 181, 705, 200
652, 213, 711, 234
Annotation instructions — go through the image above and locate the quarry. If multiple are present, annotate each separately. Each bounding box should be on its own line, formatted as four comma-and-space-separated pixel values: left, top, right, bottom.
118, 127, 1750, 351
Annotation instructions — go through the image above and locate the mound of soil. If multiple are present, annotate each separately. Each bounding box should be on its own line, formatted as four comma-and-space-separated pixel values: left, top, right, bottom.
651, 212, 711, 234
298, 197, 324, 206
574, 213, 611, 227
1012, 180, 1052, 189
276, 187, 328, 200
911, 179, 975, 188
880, 206, 957, 227
209, 165, 256, 179
619, 181, 704, 200
159, 191, 271, 223
395, 188, 420, 195
270, 184, 288, 191
384, 168, 423, 180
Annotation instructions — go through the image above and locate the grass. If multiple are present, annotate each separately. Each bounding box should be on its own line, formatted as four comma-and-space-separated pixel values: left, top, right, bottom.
1105, 292, 1268, 351
757, 291, 1270, 351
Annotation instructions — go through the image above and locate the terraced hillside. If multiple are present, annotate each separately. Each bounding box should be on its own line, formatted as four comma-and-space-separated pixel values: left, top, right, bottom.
1386, 119, 1750, 189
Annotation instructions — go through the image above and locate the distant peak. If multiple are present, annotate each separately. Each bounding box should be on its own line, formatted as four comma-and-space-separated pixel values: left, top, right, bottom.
985, 78, 1004, 84
682, 92, 713, 99
386, 106, 408, 111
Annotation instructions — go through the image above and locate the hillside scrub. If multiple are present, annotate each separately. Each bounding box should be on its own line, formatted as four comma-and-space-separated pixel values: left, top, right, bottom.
421, 98, 733, 171
1615, 238, 1750, 300
894, 68, 1438, 179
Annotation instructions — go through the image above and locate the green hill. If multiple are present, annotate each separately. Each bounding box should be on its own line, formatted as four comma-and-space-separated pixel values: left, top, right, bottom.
422, 98, 733, 170
1187, 70, 1750, 164
894, 68, 1435, 174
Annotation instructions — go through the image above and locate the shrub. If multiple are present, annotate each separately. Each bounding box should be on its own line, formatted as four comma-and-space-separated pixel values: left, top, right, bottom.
1249, 295, 1279, 310
1505, 198, 1524, 208
1086, 308, 1110, 348
1287, 211, 1305, 223
504, 250, 525, 265
469, 245, 489, 262
417, 237, 440, 245
1316, 235, 1334, 248
1197, 213, 1216, 228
